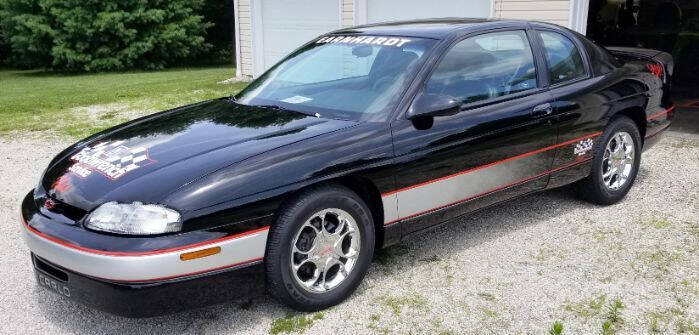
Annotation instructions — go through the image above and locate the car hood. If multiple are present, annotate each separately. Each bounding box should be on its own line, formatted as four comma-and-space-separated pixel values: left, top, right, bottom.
40, 98, 357, 211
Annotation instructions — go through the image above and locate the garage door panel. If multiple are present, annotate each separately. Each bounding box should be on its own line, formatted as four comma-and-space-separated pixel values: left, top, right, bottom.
258, 0, 340, 75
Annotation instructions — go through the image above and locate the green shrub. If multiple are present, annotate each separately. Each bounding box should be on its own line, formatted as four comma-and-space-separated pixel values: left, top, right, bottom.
0, 0, 213, 71
199, 0, 234, 65
0, 23, 9, 65
0, 0, 14, 65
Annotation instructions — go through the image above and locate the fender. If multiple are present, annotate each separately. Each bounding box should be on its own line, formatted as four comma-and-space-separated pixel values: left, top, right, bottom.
162, 122, 397, 229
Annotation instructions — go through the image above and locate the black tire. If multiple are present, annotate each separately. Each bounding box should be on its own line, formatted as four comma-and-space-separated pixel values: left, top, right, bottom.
264, 184, 375, 311
575, 116, 642, 205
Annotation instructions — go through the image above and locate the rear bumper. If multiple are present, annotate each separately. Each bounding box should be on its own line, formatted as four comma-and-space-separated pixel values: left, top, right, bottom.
31, 253, 264, 317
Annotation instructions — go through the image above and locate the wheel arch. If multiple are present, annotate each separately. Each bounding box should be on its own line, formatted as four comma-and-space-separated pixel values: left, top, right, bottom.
275, 175, 386, 251
331, 175, 386, 250
610, 106, 647, 144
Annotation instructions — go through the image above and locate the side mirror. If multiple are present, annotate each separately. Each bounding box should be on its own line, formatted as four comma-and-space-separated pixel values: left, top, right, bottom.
406, 93, 461, 120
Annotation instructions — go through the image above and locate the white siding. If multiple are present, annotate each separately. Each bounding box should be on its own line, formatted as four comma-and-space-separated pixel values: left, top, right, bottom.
342, 0, 354, 28
366, 0, 491, 23
236, 0, 254, 78
494, 0, 571, 27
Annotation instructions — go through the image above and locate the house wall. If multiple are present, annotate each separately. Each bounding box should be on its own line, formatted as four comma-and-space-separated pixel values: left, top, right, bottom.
236, 0, 582, 78
235, 0, 254, 78
342, 0, 354, 28
494, 0, 571, 27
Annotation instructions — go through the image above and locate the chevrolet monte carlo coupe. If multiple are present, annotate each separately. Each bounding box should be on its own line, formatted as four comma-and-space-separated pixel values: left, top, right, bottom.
21, 19, 674, 316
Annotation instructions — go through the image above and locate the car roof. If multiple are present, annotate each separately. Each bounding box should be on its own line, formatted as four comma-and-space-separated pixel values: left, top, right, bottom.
331, 18, 550, 39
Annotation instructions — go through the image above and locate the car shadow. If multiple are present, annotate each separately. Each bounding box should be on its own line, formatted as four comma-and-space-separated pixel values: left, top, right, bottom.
35, 184, 604, 334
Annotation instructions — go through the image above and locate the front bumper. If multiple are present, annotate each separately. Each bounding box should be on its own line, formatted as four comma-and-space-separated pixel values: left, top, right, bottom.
21, 217, 268, 282
20, 191, 270, 316
31, 253, 265, 317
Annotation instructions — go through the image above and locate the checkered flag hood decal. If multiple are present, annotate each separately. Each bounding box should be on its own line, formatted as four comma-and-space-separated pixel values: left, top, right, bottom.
92, 141, 149, 172
70, 140, 153, 180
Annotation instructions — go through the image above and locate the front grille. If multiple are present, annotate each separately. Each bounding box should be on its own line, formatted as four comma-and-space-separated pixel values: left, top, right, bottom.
34, 255, 69, 282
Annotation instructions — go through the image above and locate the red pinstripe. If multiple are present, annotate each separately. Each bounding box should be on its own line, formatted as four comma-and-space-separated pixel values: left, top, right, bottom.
647, 106, 675, 121
22, 216, 269, 257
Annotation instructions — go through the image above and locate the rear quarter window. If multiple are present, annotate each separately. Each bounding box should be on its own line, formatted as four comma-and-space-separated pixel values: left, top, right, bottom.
577, 33, 620, 75
539, 31, 586, 85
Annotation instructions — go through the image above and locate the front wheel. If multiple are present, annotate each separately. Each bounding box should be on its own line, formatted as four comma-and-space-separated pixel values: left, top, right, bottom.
575, 116, 642, 205
264, 184, 374, 311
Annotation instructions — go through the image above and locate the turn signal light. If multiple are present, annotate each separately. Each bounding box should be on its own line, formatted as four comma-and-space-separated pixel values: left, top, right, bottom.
180, 246, 221, 261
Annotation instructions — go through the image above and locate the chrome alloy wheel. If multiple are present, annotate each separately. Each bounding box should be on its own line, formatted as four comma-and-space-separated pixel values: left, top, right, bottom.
290, 208, 361, 293
602, 131, 635, 190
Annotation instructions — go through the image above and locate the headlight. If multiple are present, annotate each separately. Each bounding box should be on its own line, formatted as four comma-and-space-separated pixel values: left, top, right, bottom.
85, 202, 182, 235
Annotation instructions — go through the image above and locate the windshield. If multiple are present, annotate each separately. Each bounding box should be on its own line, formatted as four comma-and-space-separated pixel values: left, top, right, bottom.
235, 35, 437, 121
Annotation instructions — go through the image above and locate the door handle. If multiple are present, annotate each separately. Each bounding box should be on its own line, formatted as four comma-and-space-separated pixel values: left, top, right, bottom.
531, 103, 553, 118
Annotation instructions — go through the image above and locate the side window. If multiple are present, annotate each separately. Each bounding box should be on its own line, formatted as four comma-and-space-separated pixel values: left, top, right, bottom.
424, 30, 537, 104
539, 31, 586, 85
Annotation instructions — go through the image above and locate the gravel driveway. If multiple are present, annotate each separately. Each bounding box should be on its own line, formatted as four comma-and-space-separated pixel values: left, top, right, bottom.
0, 132, 696, 335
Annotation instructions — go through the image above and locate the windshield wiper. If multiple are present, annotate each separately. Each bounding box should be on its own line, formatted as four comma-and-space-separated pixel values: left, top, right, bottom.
254, 104, 320, 118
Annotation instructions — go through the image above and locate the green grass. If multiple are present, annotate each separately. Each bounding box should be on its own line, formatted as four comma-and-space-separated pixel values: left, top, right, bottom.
562, 294, 607, 320
637, 216, 673, 229
647, 309, 675, 333
0, 67, 248, 138
481, 307, 499, 319
600, 298, 625, 335
531, 247, 563, 262
379, 293, 428, 315
269, 312, 324, 335
638, 247, 684, 279
670, 138, 699, 149
549, 320, 564, 335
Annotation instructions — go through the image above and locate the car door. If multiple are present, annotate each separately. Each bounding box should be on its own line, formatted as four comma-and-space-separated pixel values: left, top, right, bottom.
533, 29, 609, 189
387, 29, 559, 234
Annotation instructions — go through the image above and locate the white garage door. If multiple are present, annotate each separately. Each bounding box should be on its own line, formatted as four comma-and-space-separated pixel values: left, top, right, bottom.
367, 0, 492, 23
253, 0, 340, 77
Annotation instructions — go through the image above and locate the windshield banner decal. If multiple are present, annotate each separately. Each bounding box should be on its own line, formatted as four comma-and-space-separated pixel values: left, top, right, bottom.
316, 35, 411, 47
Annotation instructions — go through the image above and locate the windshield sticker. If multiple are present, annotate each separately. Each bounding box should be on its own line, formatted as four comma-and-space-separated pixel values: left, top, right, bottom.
69, 141, 154, 180
316, 35, 411, 47
281, 95, 313, 104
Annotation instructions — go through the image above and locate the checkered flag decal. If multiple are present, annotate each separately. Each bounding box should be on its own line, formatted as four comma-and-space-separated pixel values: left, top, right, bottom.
92, 141, 149, 172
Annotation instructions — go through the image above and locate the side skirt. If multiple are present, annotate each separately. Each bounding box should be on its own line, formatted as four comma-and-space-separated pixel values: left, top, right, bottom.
381, 159, 592, 248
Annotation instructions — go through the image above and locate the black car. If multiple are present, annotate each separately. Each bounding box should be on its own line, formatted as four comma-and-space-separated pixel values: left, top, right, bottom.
21, 18, 673, 317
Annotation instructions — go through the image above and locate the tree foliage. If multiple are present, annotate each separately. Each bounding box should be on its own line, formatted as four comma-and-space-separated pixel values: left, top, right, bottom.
200, 0, 234, 65
0, 0, 213, 71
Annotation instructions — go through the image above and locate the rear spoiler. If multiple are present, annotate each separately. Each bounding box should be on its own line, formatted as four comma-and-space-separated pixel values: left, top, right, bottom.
606, 46, 674, 82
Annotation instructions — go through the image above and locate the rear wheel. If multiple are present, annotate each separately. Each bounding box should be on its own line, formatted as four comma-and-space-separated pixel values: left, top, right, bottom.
575, 116, 642, 205
264, 184, 374, 311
